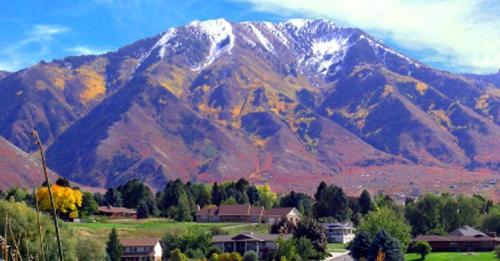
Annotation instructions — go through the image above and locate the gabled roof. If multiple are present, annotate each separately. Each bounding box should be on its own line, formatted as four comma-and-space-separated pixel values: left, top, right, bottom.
196, 204, 264, 216
212, 233, 292, 243
121, 238, 160, 247
263, 207, 299, 217
322, 222, 355, 229
448, 226, 487, 237
414, 235, 499, 243
98, 206, 137, 214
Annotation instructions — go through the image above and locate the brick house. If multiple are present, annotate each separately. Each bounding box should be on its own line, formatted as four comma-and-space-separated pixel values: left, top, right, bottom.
212, 232, 292, 259
196, 204, 301, 224
414, 226, 500, 251
98, 206, 137, 219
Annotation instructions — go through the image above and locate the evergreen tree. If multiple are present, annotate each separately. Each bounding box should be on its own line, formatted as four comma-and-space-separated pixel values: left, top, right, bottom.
117, 179, 154, 209
81, 191, 98, 216
106, 228, 123, 261
359, 190, 373, 215
247, 185, 260, 205
55, 177, 71, 187
211, 182, 224, 206
137, 200, 150, 219
176, 191, 193, 221
104, 188, 123, 207
293, 218, 328, 259
368, 230, 404, 261
348, 231, 371, 260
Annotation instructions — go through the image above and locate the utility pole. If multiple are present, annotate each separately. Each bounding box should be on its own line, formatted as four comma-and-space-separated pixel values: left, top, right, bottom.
31, 130, 64, 261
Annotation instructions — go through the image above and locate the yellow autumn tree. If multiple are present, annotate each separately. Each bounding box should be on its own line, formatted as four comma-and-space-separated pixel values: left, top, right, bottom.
36, 184, 83, 219
256, 183, 277, 209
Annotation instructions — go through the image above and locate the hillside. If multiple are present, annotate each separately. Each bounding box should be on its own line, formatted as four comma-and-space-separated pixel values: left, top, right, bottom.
0, 19, 498, 197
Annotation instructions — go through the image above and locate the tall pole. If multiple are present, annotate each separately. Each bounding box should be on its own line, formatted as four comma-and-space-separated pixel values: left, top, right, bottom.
34, 188, 46, 261
31, 130, 64, 261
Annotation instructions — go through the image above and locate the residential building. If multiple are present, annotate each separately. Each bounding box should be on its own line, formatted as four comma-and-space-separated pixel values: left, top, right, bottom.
322, 223, 356, 243
262, 207, 302, 225
414, 226, 500, 251
212, 232, 292, 259
98, 206, 137, 219
121, 238, 162, 261
196, 204, 302, 224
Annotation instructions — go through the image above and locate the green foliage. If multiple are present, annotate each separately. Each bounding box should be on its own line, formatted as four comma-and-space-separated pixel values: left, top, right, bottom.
359, 189, 373, 215
170, 248, 189, 261
313, 183, 350, 221
275, 237, 299, 261
256, 184, 277, 209
405, 193, 485, 236
295, 237, 318, 260
359, 207, 411, 252
414, 241, 432, 260
81, 191, 98, 217
0, 200, 76, 260
243, 250, 258, 261
158, 179, 195, 221
162, 228, 212, 259
117, 179, 156, 209
105, 228, 123, 261
293, 218, 328, 259
104, 188, 123, 207
368, 230, 404, 261
270, 219, 296, 234
495, 245, 500, 259
76, 237, 106, 261
279, 191, 313, 217
482, 208, 500, 234
348, 231, 371, 260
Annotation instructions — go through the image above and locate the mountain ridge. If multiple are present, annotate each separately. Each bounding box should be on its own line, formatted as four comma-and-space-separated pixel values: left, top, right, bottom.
0, 19, 498, 199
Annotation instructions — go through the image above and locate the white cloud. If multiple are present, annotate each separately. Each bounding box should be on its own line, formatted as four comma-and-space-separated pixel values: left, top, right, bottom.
236, 0, 500, 73
66, 46, 108, 55
21, 24, 70, 44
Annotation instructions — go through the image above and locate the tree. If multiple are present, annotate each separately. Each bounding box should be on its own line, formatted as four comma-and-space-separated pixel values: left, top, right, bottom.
137, 200, 150, 219
495, 245, 500, 259
55, 177, 71, 187
293, 218, 328, 259
256, 183, 277, 209
314, 184, 350, 221
104, 188, 123, 207
414, 241, 432, 260
247, 185, 260, 205
482, 210, 500, 234
359, 190, 373, 215
76, 237, 106, 261
106, 228, 123, 261
279, 191, 314, 217
295, 237, 318, 260
162, 228, 212, 259
36, 184, 83, 219
348, 231, 371, 260
211, 182, 224, 206
243, 251, 258, 261
404, 194, 442, 236
270, 219, 297, 234
170, 248, 188, 261
117, 179, 155, 209
368, 230, 404, 261
358, 208, 411, 252
80, 191, 98, 217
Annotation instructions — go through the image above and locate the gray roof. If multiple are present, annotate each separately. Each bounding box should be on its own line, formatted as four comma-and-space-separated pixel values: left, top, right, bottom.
448, 226, 486, 237
212, 233, 292, 243
322, 222, 355, 229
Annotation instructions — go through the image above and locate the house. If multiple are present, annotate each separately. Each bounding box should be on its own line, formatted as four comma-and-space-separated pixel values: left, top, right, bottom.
196, 204, 264, 223
98, 206, 137, 219
322, 223, 356, 243
262, 207, 302, 225
196, 204, 302, 224
121, 238, 162, 261
212, 232, 292, 259
414, 226, 500, 251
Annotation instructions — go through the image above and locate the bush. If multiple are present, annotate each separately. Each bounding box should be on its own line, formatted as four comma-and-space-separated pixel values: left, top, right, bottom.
495, 245, 500, 259
170, 248, 188, 261
210, 226, 229, 235
414, 241, 432, 260
243, 251, 258, 261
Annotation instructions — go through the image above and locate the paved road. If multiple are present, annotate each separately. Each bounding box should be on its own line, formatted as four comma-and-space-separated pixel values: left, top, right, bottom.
323, 252, 353, 261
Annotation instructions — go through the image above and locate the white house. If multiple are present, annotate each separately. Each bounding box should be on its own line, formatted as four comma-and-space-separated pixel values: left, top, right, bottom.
121, 238, 162, 261
323, 223, 356, 243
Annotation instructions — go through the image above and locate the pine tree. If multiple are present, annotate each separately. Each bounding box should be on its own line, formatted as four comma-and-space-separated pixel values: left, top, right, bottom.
359, 189, 373, 215
368, 230, 404, 261
348, 231, 371, 260
106, 228, 123, 261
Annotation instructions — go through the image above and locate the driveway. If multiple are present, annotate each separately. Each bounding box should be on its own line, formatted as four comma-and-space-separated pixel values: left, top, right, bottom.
323, 251, 353, 261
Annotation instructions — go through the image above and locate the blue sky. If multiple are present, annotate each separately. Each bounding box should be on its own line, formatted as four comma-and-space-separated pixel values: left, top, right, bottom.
1, 0, 499, 74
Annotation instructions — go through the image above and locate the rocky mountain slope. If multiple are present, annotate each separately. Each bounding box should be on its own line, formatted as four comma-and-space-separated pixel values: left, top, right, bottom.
0, 19, 498, 197
0, 136, 58, 190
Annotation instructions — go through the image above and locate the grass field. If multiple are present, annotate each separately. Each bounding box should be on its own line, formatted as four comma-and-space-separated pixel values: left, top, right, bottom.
405, 252, 498, 261
65, 218, 269, 243
327, 243, 348, 252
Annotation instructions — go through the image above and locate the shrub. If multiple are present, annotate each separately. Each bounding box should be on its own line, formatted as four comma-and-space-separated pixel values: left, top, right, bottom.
243, 251, 258, 261
495, 245, 500, 259
414, 241, 432, 260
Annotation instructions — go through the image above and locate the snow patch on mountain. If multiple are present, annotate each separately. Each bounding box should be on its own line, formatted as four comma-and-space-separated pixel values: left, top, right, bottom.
359, 34, 420, 67
190, 19, 234, 70
305, 36, 350, 74
156, 28, 177, 58
263, 22, 289, 47
244, 22, 273, 52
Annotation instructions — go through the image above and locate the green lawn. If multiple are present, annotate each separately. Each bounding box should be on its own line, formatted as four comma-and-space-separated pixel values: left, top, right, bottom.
65, 218, 268, 243
405, 252, 498, 261
327, 243, 348, 252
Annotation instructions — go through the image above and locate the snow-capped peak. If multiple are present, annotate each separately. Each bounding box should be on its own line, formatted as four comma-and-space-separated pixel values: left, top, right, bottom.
189, 18, 235, 70
155, 27, 177, 58
243, 22, 274, 52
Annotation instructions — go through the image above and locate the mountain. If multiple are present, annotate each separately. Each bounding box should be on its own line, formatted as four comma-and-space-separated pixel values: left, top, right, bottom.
0, 19, 498, 197
0, 136, 58, 190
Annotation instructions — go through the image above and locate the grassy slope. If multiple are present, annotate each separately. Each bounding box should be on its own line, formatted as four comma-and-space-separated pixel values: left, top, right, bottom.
65, 218, 269, 243
405, 252, 498, 261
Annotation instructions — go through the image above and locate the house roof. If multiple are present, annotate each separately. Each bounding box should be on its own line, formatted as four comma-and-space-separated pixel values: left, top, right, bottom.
414, 235, 499, 243
212, 233, 292, 243
98, 206, 137, 214
121, 238, 160, 247
196, 204, 264, 216
448, 226, 487, 237
322, 222, 355, 229
263, 207, 298, 217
